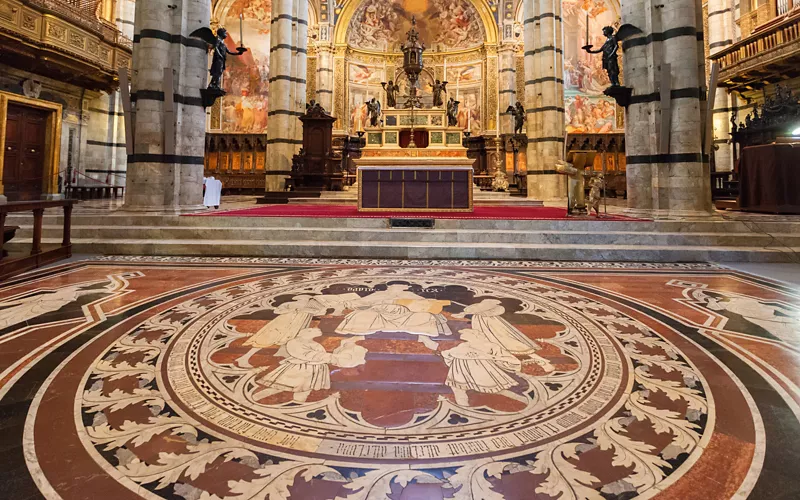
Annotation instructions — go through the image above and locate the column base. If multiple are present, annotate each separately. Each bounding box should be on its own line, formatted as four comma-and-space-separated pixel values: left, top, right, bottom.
118, 203, 207, 215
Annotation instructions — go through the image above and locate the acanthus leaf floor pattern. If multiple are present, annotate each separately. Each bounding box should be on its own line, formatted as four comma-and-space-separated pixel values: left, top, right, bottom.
1, 257, 799, 499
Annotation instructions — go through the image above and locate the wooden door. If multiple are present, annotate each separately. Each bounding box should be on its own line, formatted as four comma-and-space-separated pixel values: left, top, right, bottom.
4, 103, 48, 202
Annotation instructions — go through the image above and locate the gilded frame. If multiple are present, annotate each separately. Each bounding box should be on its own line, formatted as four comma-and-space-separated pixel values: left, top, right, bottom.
0, 91, 63, 201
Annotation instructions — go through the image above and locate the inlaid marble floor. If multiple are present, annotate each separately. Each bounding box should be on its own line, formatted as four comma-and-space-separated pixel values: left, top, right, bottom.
1, 257, 799, 499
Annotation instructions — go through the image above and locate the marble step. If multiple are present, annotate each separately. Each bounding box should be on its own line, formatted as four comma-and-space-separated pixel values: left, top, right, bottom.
16, 225, 800, 247
11, 213, 800, 233
7, 236, 799, 262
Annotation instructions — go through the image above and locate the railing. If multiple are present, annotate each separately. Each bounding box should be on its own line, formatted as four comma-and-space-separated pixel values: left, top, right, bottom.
0, 200, 74, 280
714, 11, 800, 74
25, 0, 119, 41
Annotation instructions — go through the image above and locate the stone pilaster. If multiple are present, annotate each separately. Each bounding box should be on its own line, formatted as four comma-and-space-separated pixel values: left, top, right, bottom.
332, 45, 347, 133
316, 43, 334, 110
523, 0, 565, 201
266, 0, 300, 191
622, 0, 712, 216
708, 0, 735, 172
125, 0, 209, 211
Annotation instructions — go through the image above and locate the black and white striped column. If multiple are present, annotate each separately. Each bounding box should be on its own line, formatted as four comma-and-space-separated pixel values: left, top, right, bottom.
708, 0, 735, 172
498, 44, 517, 134
316, 43, 334, 111
293, 0, 308, 147
125, 0, 209, 211
523, 0, 565, 201
266, 0, 304, 192
621, 0, 712, 215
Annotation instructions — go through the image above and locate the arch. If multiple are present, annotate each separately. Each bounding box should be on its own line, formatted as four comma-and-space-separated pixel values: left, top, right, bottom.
213, 0, 318, 28
514, 0, 621, 24
334, 0, 498, 49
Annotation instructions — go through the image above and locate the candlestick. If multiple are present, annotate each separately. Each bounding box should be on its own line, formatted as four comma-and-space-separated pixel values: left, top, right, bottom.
240, 14, 244, 48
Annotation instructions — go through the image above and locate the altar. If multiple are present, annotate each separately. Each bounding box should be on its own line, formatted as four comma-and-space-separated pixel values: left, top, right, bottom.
354, 18, 475, 212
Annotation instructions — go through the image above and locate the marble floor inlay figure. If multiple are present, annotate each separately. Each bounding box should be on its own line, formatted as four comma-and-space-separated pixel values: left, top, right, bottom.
4, 258, 800, 500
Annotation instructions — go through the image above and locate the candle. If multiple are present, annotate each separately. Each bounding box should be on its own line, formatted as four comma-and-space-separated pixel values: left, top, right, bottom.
496, 103, 500, 138
384, 59, 388, 81
456, 73, 460, 101
467, 110, 471, 131
443, 58, 447, 81
585, 12, 589, 47
240, 14, 244, 48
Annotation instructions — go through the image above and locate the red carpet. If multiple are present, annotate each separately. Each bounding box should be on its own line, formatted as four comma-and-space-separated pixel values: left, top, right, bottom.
189, 204, 645, 221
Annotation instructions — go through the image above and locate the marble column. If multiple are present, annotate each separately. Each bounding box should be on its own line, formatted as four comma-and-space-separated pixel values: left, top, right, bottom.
708, 0, 735, 172
116, 0, 136, 39
316, 43, 334, 110
523, 0, 565, 201
498, 44, 517, 134
125, 0, 208, 211
266, 0, 302, 191
294, 0, 308, 149
622, 0, 712, 216
84, 92, 126, 186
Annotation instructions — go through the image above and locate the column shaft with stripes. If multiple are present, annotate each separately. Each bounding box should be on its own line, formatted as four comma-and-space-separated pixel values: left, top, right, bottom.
498, 44, 517, 134
523, 0, 565, 201
708, 0, 736, 172
293, 0, 308, 147
266, 0, 305, 192
621, 0, 712, 215
125, 0, 209, 210
316, 43, 334, 110
266, 0, 297, 191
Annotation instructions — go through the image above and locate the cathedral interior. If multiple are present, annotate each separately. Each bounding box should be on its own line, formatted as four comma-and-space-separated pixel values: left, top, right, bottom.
1, 0, 800, 498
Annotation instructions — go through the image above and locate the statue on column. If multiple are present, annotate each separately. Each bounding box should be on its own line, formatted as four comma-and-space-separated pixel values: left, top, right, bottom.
381, 80, 400, 108
432, 80, 448, 108
366, 98, 382, 127
190, 27, 248, 90
506, 101, 526, 134
446, 97, 459, 127
582, 25, 641, 88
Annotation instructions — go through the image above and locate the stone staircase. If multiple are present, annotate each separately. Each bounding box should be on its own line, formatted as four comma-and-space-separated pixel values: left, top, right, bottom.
6, 211, 800, 262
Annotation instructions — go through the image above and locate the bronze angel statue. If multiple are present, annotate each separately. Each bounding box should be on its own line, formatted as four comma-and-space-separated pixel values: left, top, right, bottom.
506, 101, 525, 134
432, 80, 448, 108
366, 97, 382, 127
381, 80, 400, 108
190, 27, 247, 90
582, 25, 642, 87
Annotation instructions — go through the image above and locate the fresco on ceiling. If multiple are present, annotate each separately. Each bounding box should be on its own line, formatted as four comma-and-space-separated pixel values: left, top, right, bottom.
217, 0, 271, 134
347, 0, 485, 52
561, 0, 623, 132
